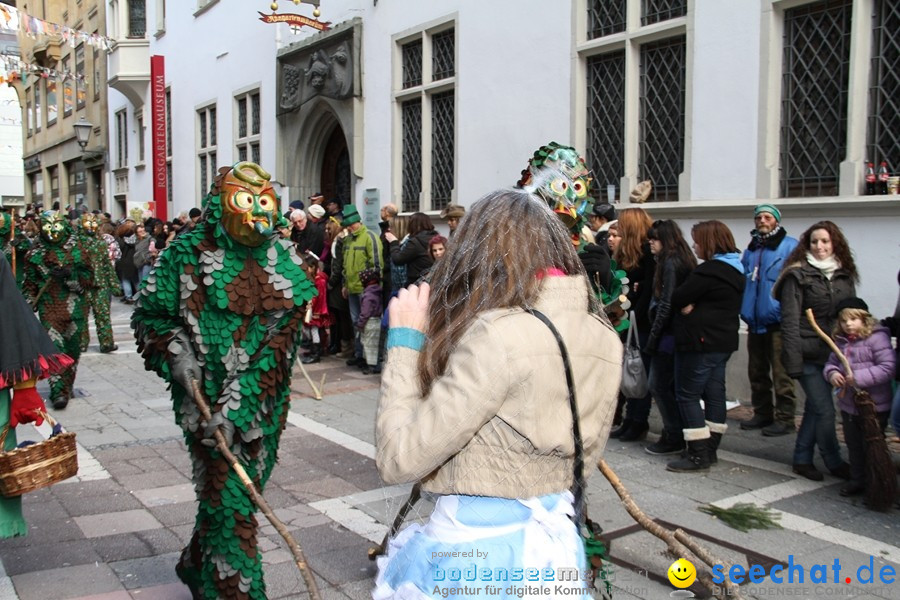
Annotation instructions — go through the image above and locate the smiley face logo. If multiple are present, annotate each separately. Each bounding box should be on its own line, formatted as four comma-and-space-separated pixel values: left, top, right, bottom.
667, 558, 697, 588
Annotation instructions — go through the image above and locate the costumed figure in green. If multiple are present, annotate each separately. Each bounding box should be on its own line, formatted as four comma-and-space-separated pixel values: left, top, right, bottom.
77, 213, 121, 353
0, 211, 32, 288
132, 162, 315, 600
517, 142, 630, 330
0, 252, 74, 538
22, 211, 95, 410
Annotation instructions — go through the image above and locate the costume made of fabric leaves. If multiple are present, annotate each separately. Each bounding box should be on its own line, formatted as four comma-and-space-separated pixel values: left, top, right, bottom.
517, 142, 631, 331
77, 214, 121, 352
132, 162, 315, 600
22, 211, 94, 409
0, 212, 32, 288
0, 252, 73, 538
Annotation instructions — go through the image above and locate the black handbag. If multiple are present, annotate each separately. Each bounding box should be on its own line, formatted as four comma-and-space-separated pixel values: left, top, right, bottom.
527, 309, 612, 595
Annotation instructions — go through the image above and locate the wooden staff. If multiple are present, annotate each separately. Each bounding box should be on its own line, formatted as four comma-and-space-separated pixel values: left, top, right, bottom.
367, 482, 421, 560
190, 381, 322, 600
9, 212, 16, 278
805, 308, 897, 511
599, 459, 745, 600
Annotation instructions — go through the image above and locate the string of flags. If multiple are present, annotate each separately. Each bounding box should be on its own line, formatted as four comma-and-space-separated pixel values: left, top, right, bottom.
0, 54, 88, 86
0, 4, 112, 52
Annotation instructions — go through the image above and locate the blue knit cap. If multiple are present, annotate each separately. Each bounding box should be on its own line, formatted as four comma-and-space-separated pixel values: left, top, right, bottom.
754, 203, 781, 222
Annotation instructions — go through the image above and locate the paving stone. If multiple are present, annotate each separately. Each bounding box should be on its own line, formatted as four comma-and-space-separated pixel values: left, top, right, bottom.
0, 516, 85, 548
57, 488, 143, 517
75, 509, 164, 539
108, 552, 180, 590
1, 538, 102, 576
69, 591, 132, 600
92, 446, 159, 462
307, 544, 379, 586
135, 528, 187, 555
52, 478, 130, 499
90, 532, 154, 563
283, 476, 363, 503
132, 483, 195, 508
117, 471, 191, 491
126, 582, 193, 599
147, 501, 197, 528
293, 523, 372, 556
11, 561, 122, 600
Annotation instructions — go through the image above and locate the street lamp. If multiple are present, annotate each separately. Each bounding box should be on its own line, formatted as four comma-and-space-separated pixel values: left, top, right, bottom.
74, 116, 93, 151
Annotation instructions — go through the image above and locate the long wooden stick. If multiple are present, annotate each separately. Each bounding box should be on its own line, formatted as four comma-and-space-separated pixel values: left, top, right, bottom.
190, 381, 322, 600
598, 459, 744, 600
9, 212, 16, 278
368, 482, 421, 560
805, 309, 853, 377
295, 359, 324, 400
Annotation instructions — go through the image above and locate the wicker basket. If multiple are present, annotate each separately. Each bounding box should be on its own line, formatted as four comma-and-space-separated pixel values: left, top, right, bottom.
0, 412, 78, 497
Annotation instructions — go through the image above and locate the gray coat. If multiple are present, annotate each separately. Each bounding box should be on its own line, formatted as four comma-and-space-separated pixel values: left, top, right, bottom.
773, 260, 856, 376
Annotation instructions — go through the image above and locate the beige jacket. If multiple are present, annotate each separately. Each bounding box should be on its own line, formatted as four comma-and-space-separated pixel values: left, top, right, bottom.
376, 276, 623, 498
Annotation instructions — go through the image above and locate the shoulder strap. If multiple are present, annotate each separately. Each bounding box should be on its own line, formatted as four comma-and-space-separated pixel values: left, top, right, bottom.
525, 308, 585, 526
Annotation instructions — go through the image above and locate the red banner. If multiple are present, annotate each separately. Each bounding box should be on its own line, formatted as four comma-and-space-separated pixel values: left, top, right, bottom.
257, 12, 331, 31
150, 55, 167, 222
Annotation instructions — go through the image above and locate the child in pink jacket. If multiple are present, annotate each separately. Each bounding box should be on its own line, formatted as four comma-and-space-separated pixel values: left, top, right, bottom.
823, 297, 896, 498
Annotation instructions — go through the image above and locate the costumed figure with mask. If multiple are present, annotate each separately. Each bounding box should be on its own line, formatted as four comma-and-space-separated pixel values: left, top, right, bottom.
22, 210, 95, 410
0, 211, 32, 288
77, 213, 121, 353
517, 142, 629, 331
132, 162, 315, 599
0, 252, 74, 538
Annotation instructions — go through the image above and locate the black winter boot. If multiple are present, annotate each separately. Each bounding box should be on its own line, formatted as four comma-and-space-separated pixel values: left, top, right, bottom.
666, 440, 710, 473
610, 418, 633, 439
620, 421, 649, 442
708, 432, 723, 464
645, 430, 685, 456
301, 348, 321, 364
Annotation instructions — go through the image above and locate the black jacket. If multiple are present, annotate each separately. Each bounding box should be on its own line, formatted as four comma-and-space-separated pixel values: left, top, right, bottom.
646, 256, 694, 352
773, 260, 856, 375
292, 224, 324, 258
390, 229, 437, 284
622, 243, 656, 334
670, 259, 746, 353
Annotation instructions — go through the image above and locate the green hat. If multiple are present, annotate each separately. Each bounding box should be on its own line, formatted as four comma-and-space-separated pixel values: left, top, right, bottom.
342, 204, 361, 225
754, 203, 781, 222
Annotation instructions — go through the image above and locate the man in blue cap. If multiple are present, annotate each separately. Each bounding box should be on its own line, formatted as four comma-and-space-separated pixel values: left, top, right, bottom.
740, 203, 799, 436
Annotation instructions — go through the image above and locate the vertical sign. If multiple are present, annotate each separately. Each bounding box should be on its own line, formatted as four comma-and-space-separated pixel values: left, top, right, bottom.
150, 55, 167, 221
362, 189, 380, 230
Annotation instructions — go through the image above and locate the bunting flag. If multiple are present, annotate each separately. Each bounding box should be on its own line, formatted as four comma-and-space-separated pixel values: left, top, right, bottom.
0, 54, 89, 86
0, 4, 112, 52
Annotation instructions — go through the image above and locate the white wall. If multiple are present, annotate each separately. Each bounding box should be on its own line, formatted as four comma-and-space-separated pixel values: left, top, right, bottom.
0, 86, 24, 198
689, 0, 761, 201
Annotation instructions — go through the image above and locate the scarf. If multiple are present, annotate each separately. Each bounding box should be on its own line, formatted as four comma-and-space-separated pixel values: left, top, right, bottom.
805, 252, 840, 280
748, 225, 784, 251
713, 252, 744, 273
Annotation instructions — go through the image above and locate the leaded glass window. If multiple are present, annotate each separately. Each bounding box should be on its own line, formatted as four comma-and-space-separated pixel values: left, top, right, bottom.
432, 29, 455, 81
128, 0, 146, 37
587, 0, 626, 40
641, 0, 686, 26
867, 0, 900, 171
780, 0, 852, 198
235, 90, 261, 168
431, 91, 454, 210
639, 37, 686, 202
402, 40, 422, 89
586, 51, 626, 201
401, 99, 422, 212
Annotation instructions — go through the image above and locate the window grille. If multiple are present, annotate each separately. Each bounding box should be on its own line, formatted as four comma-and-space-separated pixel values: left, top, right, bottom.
402, 40, 422, 89
238, 97, 247, 138
198, 105, 217, 197
780, 0, 852, 198
401, 99, 422, 212
866, 0, 900, 171
116, 110, 128, 169
639, 37, 686, 202
128, 0, 146, 37
432, 29, 455, 81
641, 0, 686, 26
251, 92, 260, 136
431, 91, 454, 210
587, 0, 626, 40
75, 45, 85, 109
586, 51, 626, 201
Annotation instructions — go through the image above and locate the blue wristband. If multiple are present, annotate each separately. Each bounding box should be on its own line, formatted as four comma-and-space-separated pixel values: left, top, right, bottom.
387, 327, 426, 352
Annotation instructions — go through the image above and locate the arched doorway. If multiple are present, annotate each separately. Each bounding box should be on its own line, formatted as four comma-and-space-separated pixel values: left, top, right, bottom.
320, 126, 350, 204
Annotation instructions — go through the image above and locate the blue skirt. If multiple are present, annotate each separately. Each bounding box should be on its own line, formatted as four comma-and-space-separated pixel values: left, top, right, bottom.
373, 493, 593, 599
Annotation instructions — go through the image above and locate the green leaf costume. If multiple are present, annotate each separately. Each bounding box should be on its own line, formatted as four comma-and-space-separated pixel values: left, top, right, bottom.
22, 211, 94, 408
75, 214, 120, 352
132, 163, 315, 599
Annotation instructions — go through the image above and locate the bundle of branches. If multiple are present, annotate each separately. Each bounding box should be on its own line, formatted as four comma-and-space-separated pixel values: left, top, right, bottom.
806, 309, 897, 511
699, 503, 782, 533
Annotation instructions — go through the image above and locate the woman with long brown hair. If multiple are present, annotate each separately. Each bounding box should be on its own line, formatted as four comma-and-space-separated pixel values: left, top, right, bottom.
374, 188, 622, 599
610, 207, 656, 440
665, 221, 744, 471
114, 220, 140, 303
774, 221, 856, 481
